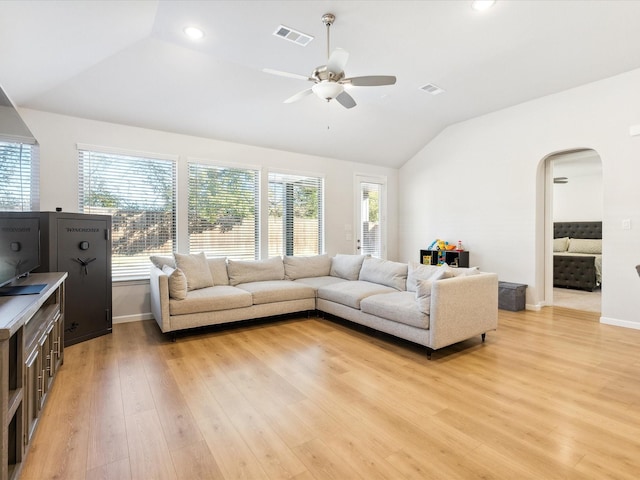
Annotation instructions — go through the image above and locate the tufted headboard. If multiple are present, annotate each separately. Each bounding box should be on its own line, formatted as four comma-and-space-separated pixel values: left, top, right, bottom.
554, 221, 602, 239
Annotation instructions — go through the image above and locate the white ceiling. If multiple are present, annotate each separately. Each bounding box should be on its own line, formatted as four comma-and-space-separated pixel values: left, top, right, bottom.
2, 0, 640, 168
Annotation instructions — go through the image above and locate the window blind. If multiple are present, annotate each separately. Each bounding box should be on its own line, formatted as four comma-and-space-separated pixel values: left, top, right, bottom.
188, 162, 259, 260
0, 141, 39, 211
78, 149, 176, 280
268, 172, 323, 257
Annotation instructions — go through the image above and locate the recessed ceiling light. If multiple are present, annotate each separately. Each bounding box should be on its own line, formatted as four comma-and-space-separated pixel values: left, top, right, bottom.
471, 0, 496, 11
183, 26, 204, 40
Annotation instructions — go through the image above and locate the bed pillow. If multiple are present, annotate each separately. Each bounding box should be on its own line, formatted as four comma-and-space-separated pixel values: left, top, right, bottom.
330, 254, 367, 280
174, 252, 214, 291
358, 257, 408, 291
162, 265, 187, 300
553, 237, 570, 252
568, 238, 602, 254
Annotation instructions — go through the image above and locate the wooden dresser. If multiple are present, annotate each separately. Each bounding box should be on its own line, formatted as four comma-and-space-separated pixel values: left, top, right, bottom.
0, 272, 67, 480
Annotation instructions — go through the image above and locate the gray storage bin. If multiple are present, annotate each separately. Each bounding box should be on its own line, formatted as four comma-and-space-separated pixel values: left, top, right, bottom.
498, 281, 527, 311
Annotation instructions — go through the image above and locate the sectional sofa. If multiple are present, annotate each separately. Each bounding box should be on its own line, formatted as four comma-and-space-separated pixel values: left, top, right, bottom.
149, 253, 498, 358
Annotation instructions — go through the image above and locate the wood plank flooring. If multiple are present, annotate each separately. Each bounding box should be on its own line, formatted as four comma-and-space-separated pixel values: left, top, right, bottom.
19, 307, 640, 479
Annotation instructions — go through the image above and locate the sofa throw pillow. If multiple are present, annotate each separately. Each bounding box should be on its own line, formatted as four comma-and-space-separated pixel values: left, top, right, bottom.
174, 252, 214, 291
567, 238, 602, 254
358, 257, 408, 291
162, 265, 187, 300
227, 256, 285, 286
407, 261, 442, 292
553, 237, 569, 252
449, 266, 481, 277
207, 257, 230, 285
330, 254, 367, 281
284, 254, 331, 280
150, 255, 176, 269
414, 268, 450, 314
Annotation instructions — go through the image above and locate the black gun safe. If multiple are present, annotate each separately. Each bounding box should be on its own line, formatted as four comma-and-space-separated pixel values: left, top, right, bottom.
37, 212, 112, 346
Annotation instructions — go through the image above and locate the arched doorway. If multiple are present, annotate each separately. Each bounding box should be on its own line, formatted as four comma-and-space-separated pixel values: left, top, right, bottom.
542, 149, 603, 312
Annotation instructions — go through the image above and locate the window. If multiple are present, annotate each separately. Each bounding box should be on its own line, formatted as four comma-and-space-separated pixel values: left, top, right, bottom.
268, 172, 323, 257
0, 141, 39, 211
188, 162, 259, 260
78, 148, 176, 280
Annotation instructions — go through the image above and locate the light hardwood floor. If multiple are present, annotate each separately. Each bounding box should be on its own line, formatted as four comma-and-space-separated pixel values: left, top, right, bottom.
20, 307, 640, 480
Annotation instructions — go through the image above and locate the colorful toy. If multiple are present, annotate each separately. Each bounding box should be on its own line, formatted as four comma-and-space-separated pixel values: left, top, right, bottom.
427, 238, 464, 265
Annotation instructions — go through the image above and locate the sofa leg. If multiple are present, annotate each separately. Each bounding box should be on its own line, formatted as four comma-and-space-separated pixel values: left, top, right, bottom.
426, 349, 433, 360
481, 333, 486, 342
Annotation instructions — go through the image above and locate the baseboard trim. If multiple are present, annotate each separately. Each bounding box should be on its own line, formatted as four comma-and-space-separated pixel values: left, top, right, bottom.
600, 316, 640, 330
113, 313, 153, 324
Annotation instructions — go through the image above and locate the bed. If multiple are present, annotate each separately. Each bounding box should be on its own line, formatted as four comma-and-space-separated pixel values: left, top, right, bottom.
553, 221, 602, 292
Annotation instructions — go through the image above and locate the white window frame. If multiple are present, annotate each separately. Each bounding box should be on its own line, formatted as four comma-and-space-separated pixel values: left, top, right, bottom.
187, 158, 261, 260
77, 144, 178, 281
267, 169, 324, 258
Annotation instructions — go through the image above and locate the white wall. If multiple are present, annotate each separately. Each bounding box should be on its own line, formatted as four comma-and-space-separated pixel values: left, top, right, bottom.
552, 151, 603, 222
19, 109, 399, 322
399, 68, 640, 329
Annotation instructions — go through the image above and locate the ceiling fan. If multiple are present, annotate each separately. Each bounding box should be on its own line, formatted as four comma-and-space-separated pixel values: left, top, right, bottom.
263, 13, 396, 109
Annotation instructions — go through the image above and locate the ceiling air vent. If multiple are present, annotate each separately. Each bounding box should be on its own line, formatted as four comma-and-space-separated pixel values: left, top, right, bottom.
273, 25, 314, 46
420, 83, 445, 95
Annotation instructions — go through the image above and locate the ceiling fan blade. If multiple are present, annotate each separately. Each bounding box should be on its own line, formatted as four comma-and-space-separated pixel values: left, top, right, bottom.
344, 75, 397, 86
327, 48, 349, 74
263, 68, 313, 82
336, 91, 356, 109
284, 88, 314, 104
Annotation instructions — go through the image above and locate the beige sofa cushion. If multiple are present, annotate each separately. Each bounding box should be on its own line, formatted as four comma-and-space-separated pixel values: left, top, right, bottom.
236, 280, 315, 305
150, 255, 176, 269
294, 276, 348, 291
174, 252, 214, 291
415, 268, 452, 314
358, 257, 408, 291
448, 266, 481, 277
227, 257, 285, 286
360, 291, 429, 329
318, 280, 396, 309
162, 265, 187, 300
284, 254, 331, 280
168, 285, 252, 315
330, 254, 367, 280
407, 261, 447, 292
207, 257, 230, 285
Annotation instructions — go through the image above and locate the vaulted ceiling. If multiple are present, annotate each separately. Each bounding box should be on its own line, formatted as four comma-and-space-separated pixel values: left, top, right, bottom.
2, 1, 640, 168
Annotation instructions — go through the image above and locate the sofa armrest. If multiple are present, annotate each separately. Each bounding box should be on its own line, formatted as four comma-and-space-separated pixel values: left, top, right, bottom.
149, 265, 172, 333
429, 273, 498, 350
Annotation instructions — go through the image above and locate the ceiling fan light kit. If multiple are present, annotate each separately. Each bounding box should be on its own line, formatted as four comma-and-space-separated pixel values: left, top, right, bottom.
265, 13, 397, 109
312, 81, 344, 101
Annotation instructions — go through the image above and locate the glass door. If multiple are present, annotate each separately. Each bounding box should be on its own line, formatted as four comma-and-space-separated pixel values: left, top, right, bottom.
356, 176, 386, 258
